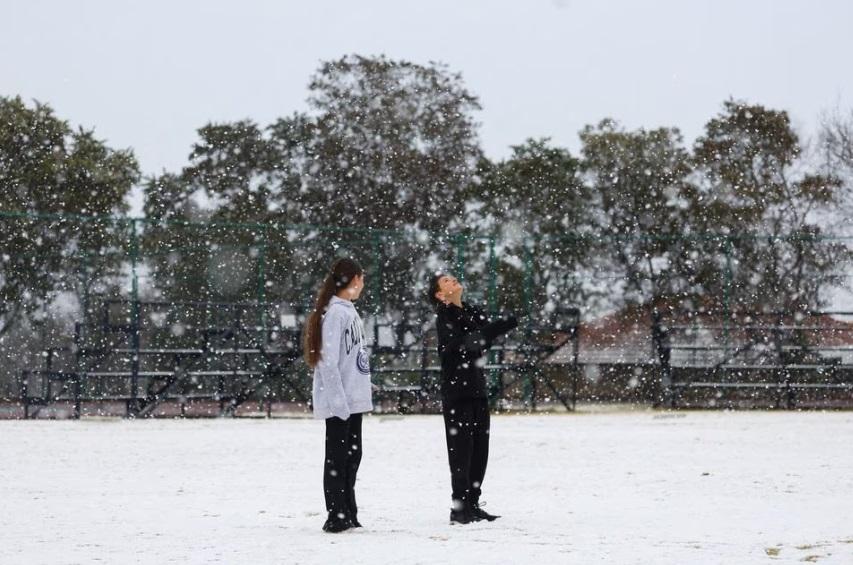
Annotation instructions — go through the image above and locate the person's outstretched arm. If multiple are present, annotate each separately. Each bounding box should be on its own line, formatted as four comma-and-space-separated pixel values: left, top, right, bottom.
481, 316, 518, 342
463, 315, 518, 353
465, 304, 518, 342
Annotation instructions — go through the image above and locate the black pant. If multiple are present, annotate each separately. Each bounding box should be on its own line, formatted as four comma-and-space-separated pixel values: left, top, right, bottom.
323, 413, 363, 521
442, 398, 490, 509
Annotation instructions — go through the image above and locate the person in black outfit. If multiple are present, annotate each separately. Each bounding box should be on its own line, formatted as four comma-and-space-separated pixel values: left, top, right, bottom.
429, 273, 518, 525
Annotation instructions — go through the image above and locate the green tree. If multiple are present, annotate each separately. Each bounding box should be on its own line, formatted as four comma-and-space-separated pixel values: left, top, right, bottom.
475, 139, 592, 321
0, 95, 139, 336
142, 55, 485, 322
302, 55, 484, 323
694, 100, 848, 313
141, 115, 315, 310
580, 119, 699, 310
303, 54, 482, 232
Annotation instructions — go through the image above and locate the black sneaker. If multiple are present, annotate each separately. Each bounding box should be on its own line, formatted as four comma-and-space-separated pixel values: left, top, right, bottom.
471, 502, 500, 522
322, 514, 353, 533
350, 516, 363, 528
449, 507, 482, 525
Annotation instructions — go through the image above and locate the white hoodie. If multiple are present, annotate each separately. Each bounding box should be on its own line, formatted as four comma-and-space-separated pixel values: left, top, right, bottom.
312, 296, 374, 420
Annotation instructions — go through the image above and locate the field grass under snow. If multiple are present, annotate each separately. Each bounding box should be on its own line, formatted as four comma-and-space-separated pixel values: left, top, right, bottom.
1, 410, 852, 564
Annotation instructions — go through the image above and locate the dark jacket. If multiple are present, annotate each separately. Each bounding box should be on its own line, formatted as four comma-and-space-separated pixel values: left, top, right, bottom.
435, 302, 518, 401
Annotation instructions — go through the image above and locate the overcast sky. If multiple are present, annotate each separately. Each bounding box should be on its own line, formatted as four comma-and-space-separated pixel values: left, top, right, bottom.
3, 0, 853, 211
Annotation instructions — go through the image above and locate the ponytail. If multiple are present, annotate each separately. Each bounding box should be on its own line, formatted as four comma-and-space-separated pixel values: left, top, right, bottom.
303, 257, 364, 368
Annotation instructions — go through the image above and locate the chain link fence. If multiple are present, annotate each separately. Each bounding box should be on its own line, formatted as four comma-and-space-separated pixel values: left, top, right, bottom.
3, 211, 853, 415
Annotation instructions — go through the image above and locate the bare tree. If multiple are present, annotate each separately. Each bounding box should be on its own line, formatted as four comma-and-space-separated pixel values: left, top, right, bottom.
819, 106, 853, 229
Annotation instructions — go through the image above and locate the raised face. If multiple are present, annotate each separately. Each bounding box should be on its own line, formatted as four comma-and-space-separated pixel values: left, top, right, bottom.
434, 274, 463, 304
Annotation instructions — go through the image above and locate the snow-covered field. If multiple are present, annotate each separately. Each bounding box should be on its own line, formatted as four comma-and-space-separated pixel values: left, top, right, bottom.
1, 411, 852, 565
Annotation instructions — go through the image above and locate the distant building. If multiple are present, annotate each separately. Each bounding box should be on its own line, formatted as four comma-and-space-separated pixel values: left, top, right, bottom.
547, 304, 853, 369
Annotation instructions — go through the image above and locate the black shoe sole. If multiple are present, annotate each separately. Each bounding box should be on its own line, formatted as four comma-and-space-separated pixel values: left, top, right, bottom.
475, 513, 499, 522
449, 515, 482, 525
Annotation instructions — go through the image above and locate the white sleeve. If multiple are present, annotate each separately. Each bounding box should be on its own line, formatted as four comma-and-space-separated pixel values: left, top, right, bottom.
316, 310, 351, 420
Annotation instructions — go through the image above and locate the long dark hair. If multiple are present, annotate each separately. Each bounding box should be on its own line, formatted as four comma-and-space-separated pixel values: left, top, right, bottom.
303, 258, 364, 368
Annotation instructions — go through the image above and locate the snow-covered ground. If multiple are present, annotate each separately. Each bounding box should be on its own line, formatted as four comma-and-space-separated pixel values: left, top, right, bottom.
1, 411, 852, 565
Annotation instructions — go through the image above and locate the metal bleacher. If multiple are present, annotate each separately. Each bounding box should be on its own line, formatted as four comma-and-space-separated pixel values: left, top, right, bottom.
19, 299, 303, 418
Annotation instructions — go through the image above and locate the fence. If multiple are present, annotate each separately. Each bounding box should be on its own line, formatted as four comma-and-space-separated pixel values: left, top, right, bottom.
3, 211, 853, 415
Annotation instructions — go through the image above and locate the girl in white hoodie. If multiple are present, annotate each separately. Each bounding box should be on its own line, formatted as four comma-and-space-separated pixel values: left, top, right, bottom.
303, 258, 373, 533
